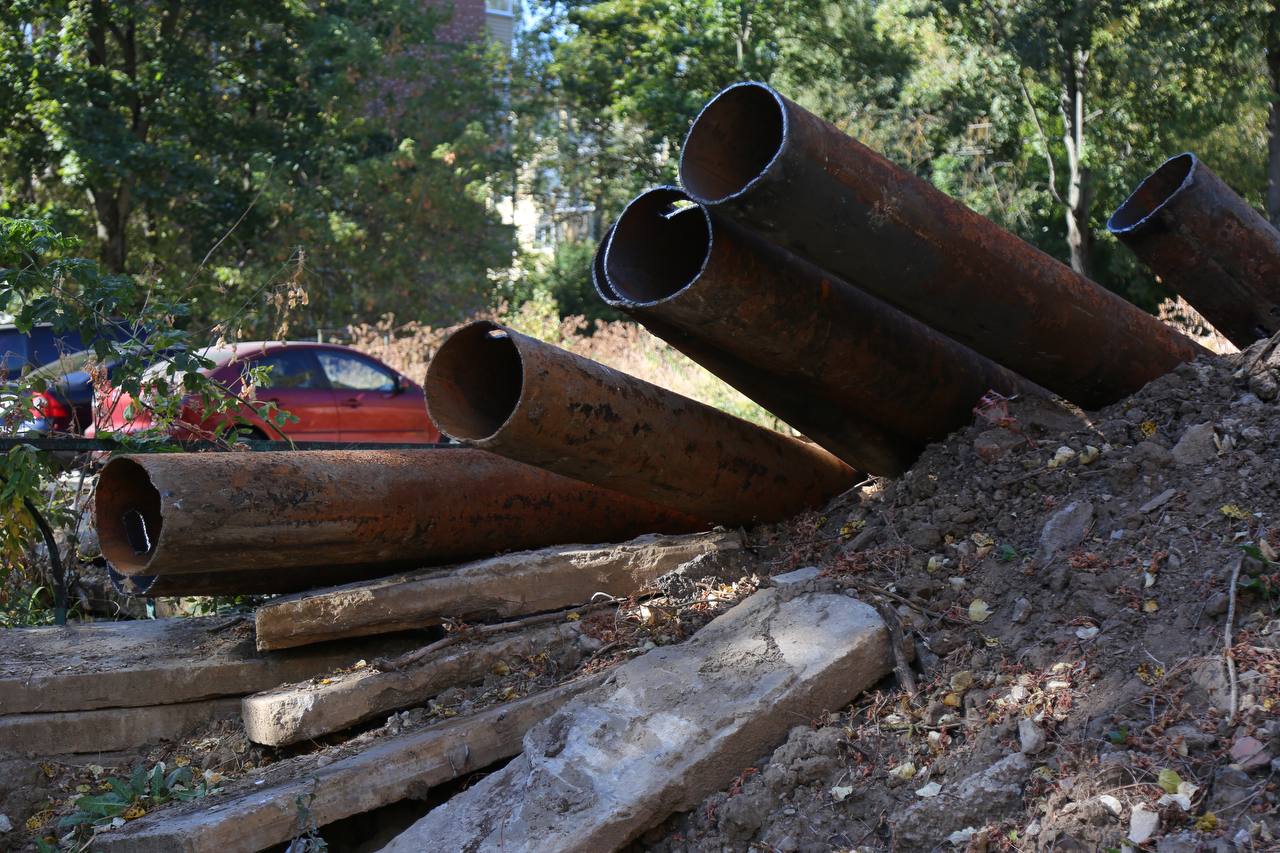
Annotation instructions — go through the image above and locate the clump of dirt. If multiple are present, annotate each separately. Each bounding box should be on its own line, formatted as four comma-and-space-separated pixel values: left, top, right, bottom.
644, 335, 1280, 852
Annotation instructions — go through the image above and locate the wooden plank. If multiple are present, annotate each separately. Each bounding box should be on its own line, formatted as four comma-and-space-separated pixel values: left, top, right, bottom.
0, 616, 427, 715
92, 676, 601, 853
243, 621, 582, 746
255, 530, 744, 651
0, 698, 242, 756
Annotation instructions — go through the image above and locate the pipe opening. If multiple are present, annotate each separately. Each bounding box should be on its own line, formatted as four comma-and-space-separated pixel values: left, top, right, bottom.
605, 188, 712, 305
425, 321, 524, 441
96, 457, 163, 574
680, 83, 785, 204
1108, 153, 1196, 233
591, 224, 621, 304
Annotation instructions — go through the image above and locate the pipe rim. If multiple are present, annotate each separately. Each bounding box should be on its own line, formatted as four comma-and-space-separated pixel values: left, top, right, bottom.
604, 187, 714, 308
679, 81, 789, 205
1107, 152, 1199, 235
424, 320, 525, 443
591, 223, 623, 307
96, 456, 164, 574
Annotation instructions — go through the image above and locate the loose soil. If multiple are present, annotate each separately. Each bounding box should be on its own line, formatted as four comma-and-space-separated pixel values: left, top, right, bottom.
640, 335, 1280, 853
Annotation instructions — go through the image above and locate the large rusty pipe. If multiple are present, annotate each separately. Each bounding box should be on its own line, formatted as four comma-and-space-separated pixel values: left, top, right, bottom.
95, 449, 703, 590
601, 187, 1041, 475
423, 321, 858, 525
1109, 153, 1280, 347
592, 218, 918, 474
678, 82, 1203, 408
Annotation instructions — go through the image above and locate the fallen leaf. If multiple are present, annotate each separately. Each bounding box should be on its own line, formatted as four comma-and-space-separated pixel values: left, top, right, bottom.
1196, 812, 1218, 831
1078, 445, 1100, 465
1128, 804, 1158, 844
1140, 420, 1158, 437
927, 555, 946, 573
1157, 781, 1198, 812
840, 519, 866, 540
968, 599, 991, 622
942, 692, 962, 708
971, 532, 994, 547
915, 781, 942, 798
1261, 539, 1279, 562
830, 784, 854, 802
949, 670, 974, 692
1157, 768, 1182, 794
889, 762, 917, 781
491, 661, 511, 676
566, 612, 580, 622
1142, 599, 1159, 613
1143, 571, 1156, 588
122, 803, 147, 821
174, 755, 191, 768
75, 784, 91, 793
1220, 503, 1250, 520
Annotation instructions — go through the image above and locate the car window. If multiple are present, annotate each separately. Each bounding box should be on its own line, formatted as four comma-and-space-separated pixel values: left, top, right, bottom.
316, 350, 396, 392
252, 350, 328, 389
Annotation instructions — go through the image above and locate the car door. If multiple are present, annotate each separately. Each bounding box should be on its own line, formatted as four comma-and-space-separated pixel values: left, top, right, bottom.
314, 348, 438, 443
242, 348, 342, 440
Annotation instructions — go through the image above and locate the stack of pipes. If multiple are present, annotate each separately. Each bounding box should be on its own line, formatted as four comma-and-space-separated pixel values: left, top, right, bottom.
591, 82, 1205, 478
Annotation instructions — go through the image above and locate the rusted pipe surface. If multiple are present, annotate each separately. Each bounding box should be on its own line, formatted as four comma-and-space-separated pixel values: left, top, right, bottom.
602, 187, 1041, 475
424, 321, 858, 525
96, 449, 702, 586
1109, 153, 1280, 347
679, 82, 1203, 408
594, 221, 913, 473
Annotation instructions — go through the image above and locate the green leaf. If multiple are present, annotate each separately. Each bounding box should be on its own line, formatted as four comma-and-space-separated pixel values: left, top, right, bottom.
1157, 768, 1181, 794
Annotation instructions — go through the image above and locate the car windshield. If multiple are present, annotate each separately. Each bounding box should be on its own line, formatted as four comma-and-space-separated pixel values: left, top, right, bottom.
26, 350, 98, 383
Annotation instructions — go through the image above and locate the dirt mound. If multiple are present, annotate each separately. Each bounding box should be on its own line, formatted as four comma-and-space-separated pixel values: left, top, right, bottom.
642, 334, 1280, 852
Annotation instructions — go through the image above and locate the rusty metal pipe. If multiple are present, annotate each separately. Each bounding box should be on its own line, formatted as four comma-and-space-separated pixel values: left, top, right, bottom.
601, 187, 1041, 475
593, 220, 917, 474
95, 449, 703, 590
678, 82, 1203, 408
424, 321, 858, 525
1109, 153, 1280, 347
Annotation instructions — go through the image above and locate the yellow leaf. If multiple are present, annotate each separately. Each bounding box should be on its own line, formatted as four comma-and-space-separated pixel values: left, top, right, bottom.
840, 519, 866, 539
491, 661, 510, 677
968, 599, 991, 622
566, 612, 580, 622
75, 784, 91, 793
949, 670, 974, 692
1143, 599, 1159, 613
174, 755, 191, 768
122, 803, 146, 820
942, 692, 962, 708
318, 678, 332, 685
1196, 812, 1218, 831
970, 532, 994, 547
1220, 504, 1250, 520
1157, 768, 1182, 794
1140, 420, 1157, 437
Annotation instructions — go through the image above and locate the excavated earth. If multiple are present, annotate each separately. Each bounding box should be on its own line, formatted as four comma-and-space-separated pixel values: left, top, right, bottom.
639, 334, 1280, 853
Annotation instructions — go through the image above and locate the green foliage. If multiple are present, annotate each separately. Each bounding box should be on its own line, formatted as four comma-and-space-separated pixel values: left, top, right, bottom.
509, 240, 624, 325
0, 1, 513, 331
54, 761, 220, 847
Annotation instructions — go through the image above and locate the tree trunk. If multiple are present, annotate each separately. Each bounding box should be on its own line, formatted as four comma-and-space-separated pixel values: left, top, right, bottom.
1266, 1, 1280, 227
1060, 48, 1091, 278
87, 184, 131, 273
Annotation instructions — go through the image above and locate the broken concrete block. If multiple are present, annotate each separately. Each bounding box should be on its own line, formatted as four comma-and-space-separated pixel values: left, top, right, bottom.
379, 588, 891, 852
890, 752, 1031, 851
256, 531, 745, 651
0, 699, 241, 756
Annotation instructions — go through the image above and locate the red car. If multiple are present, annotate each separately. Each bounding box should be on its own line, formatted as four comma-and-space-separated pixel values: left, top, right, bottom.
92, 342, 441, 443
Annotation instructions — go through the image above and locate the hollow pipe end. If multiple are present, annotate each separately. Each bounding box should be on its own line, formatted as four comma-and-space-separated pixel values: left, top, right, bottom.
1107, 152, 1199, 236
96, 456, 163, 575
679, 81, 788, 205
605, 187, 713, 307
424, 320, 525, 444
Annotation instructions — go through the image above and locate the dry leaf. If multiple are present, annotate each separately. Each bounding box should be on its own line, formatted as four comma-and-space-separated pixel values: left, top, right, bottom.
968, 599, 991, 622
1078, 445, 1100, 465
1143, 599, 1159, 613
889, 762, 917, 781
950, 671, 974, 691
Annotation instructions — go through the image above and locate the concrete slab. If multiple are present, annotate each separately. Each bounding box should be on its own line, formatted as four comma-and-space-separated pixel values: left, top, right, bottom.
380, 588, 891, 852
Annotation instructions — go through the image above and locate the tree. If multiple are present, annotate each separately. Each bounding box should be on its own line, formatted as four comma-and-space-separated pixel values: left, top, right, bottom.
0, 0, 514, 330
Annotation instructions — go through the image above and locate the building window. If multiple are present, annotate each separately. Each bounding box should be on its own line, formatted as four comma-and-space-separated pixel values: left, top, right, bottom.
486, 0, 514, 15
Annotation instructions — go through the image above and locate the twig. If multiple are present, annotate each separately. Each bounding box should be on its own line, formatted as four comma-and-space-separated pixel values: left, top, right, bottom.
1224, 553, 1243, 718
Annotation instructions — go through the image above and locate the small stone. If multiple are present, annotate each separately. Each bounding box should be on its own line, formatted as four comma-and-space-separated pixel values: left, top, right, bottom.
1230, 735, 1272, 771
0, 814, 11, 833
772, 567, 822, 587
1172, 422, 1218, 465
1011, 597, 1032, 624
1037, 501, 1094, 565
1018, 718, 1047, 754
1140, 488, 1177, 514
